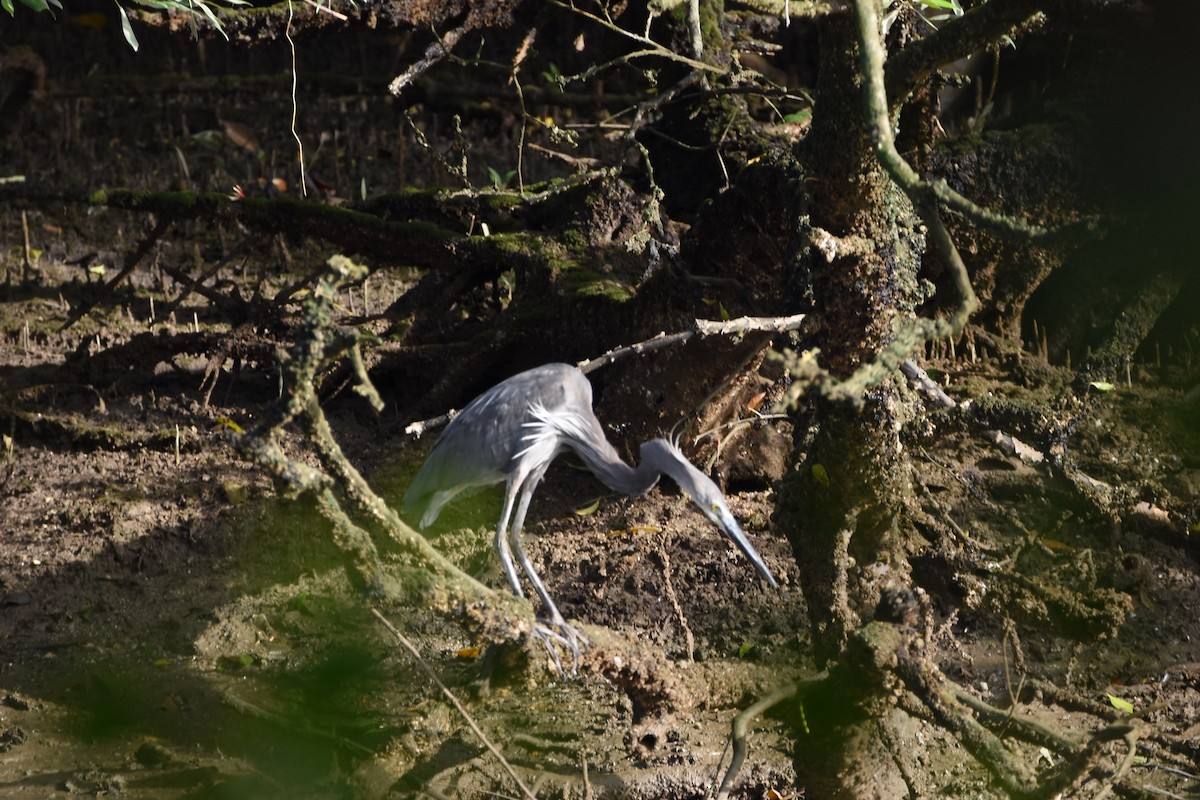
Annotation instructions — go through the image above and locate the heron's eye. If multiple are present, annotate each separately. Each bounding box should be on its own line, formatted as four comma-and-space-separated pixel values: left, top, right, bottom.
711, 502, 721, 513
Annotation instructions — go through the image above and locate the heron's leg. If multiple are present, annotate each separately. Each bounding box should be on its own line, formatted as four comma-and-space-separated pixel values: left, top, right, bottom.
511, 519, 565, 625
510, 485, 587, 672
494, 478, 525, 597
508, 482, 564, 624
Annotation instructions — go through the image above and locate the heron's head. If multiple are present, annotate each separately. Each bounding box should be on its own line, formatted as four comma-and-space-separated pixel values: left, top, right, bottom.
640, 439, 779, 589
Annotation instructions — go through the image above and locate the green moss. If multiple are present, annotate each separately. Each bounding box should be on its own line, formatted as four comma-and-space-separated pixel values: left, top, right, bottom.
485, 232, 537, 256
554, 247, 636, 302
569, 276, 635, 302
560, 229, 587, 249
466, 230, 638, 311
699, 0, 725, 49
480, 193, 525, 212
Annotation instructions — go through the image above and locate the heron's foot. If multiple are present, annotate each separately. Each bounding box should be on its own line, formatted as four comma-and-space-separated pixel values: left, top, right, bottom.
532, 618, 589, 677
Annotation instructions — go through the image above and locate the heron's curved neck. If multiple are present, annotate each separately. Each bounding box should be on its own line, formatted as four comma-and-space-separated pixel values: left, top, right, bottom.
570, 438, 663, 496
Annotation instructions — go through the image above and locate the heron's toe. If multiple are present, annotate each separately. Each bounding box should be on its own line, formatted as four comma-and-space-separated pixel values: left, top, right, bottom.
532, 619, 588, 676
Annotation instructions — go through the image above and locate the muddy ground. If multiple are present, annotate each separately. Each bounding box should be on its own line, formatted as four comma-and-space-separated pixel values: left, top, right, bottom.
2, 254, 1199, 799
0, 254, 808, 798
2, 19, 1200, 800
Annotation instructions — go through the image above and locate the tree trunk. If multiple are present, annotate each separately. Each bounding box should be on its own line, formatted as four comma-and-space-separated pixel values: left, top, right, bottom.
776, 4, 923, 667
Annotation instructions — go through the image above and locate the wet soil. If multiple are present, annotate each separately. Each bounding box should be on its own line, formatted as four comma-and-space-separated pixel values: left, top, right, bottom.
1, 20, 1199, 800
0, 291, 805, 797
2, 253, 1199, 798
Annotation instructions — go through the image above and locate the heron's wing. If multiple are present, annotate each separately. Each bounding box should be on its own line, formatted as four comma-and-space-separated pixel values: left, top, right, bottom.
402, 364, 588, 526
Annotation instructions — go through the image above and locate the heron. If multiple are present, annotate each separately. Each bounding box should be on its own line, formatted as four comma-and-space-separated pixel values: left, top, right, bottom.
402, 363, 779, 663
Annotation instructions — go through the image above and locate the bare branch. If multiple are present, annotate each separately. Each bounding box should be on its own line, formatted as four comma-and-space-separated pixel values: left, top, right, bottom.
59, 215, 171, 331
885, 0, 1048, 106
550, 0, 725, 75
901, 359, 956, 408
402, 314, 806, 437
388, 23, 467, 96
372, 608, 538, 800
578, 313, 807, 375
236, 255, 532, 642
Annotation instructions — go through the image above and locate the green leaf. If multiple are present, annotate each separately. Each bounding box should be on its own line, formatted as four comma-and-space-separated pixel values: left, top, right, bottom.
1089, 381, 1116, 392
1, 0, 14, 17
486, 166, 516, 189
190, 129, 225, 151
216, 653, 256, 671
18, 0, 49, 12
192, 0, 230, 40
114, 1, 139, 50
287, 592, 314, 616
811, 463, 830, 488
1106, 693, 1134, 714
574, 498, 601, 517
795, 699, 810, 734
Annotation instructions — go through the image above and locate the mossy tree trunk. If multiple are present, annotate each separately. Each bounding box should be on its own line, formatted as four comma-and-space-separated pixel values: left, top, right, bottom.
776, 5, 924, 669
769, 6, 929, 795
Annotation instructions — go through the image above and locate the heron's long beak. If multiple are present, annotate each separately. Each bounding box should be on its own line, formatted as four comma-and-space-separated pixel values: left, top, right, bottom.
715, 506, 779, 589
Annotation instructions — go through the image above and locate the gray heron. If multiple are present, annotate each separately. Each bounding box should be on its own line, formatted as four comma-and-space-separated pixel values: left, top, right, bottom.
402, 363, 779, 663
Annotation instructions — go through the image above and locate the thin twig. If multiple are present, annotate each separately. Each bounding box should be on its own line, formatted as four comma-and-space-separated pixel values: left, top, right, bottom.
60, 215, 171, 331
286, 0, 307, 198
509, 28, 537, 196
20, 209, 32, 282
371, 608, 538, 800
403, 314, 806, 437
550, 0, 723, 75
405, 408, 459, 438
1092, 725, 1142, 800
162, 231, 265, 318
657, 531, 695, 661
578, 313, 807, 375
389, 23, 467, 96
297, 0, 347, 20
900, 359, 956, 408
715, 681, 804, 800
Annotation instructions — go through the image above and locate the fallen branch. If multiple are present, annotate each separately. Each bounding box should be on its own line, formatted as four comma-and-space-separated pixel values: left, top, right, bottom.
983, 426, 1182, 535
371, 608, 537, 800
60, 215, 171, 331
577, 313, 807, 374
901, 359, 956, 408
1, 186, 460, 266
715, 680, 810, 800
404, 313, 807, 437
388, 22, 468, 96
236, 254, 532, 643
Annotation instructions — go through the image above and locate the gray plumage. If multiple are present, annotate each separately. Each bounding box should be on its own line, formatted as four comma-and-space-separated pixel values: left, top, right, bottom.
403, 363, 778, 649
